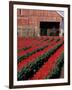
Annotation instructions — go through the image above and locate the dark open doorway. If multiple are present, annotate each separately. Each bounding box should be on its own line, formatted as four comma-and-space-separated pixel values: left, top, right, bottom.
40, 22, 60, 36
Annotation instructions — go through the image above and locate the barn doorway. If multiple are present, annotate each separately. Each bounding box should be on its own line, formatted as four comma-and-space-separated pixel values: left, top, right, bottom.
40, 22, 60, 36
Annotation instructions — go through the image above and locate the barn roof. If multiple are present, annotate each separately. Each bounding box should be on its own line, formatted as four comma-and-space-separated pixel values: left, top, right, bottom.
56, 11, 64, 18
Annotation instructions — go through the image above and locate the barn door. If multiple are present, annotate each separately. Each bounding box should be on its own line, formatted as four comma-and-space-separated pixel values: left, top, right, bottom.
40, 28, 47, 36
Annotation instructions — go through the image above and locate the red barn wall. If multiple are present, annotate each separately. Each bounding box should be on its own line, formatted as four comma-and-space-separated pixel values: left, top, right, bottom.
17, 9, 62, 37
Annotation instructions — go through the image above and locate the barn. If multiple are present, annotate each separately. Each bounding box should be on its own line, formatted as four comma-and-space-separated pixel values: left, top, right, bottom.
17, 9, 64, 37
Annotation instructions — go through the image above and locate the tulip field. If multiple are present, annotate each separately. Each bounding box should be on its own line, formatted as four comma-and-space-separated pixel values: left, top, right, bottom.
17, 36, 64, 81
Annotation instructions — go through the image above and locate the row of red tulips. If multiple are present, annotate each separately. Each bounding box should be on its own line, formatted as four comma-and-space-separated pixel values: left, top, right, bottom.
46, 52, 64, 79
18, 38, 54, 57
17, 36, 53, 52
18, 37, 50, 52
17, 41, 64, 80
17, 36, 62, 50
31, 45, 64, 80
17, 36, 50, 49
17, 38, 61, 63
17, 38, 63, 71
